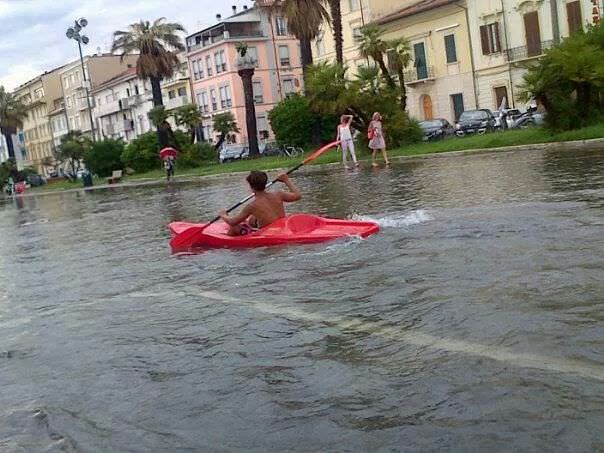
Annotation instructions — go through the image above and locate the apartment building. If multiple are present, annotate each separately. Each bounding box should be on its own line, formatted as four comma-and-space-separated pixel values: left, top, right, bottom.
162, 54, 194, 113
466, 0, 600, 110
12, 69, 62, 174
186, 5, 303, 144
92, 68, 154, 142
313, 0, 372, 72
57, 54, 138, 140
370, 0, 477, 123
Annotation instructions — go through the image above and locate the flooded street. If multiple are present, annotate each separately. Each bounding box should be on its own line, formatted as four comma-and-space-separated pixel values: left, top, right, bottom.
1, 148, 603, 452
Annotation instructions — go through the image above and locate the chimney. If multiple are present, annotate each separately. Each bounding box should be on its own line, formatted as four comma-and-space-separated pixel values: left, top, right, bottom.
216, 14, 222, 21
232, 5, 237, 14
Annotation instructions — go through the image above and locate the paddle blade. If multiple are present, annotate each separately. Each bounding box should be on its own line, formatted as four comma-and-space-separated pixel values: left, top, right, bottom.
169, 225, 206, 251
302, 140, 340, 165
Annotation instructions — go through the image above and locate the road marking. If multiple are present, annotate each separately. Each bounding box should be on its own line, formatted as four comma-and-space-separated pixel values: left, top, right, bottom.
195, 289, 604, 381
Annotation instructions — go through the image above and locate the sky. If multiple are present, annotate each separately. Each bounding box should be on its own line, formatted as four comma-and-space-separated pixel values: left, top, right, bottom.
0, 0, 252, 91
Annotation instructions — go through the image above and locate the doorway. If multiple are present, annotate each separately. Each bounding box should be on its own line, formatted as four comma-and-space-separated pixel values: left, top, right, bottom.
422, 95, 433, 120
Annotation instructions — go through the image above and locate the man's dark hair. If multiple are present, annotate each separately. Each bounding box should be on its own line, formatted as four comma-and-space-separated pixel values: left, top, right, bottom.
246, 171, 268, 191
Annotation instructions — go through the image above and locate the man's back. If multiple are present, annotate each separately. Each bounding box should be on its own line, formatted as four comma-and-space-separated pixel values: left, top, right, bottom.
249, 192, 287, 228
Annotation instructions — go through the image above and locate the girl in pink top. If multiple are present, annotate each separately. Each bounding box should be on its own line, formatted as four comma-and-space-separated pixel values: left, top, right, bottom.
368, 112, 390, 167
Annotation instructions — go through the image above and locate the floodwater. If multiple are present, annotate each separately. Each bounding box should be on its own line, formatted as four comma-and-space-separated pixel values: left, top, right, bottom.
1, 148, 603, 452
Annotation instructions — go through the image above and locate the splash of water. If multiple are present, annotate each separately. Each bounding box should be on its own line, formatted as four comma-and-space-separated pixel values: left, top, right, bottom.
352, 210, 432, 228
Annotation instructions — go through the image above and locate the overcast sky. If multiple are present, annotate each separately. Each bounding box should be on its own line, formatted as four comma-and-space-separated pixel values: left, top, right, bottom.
0, 0, 252, 91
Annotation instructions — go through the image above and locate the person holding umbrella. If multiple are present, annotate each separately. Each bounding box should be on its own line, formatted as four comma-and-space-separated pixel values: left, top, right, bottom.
160, 147, 178, 181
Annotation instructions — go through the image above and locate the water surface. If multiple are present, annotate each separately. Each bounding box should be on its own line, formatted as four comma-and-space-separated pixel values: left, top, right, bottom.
1, 148, 603, 452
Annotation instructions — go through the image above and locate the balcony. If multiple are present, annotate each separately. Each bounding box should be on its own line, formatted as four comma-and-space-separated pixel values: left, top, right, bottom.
187, 26, 264, 52
77, 96, 95, 111
506, 40, 554, 62
165, 95, 189, 110
404, 66, 435, 85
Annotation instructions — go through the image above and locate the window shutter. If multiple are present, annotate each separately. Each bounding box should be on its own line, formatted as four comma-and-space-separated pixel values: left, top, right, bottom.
524, 12, 542, 57
444, 34, 457, 63
567, 1, 582, 34
493, 22, 501, 53
480, 25, 489, 54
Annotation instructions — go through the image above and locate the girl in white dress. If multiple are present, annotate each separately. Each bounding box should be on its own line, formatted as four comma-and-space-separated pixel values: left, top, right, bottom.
368, 112, 390, 167
336, 114, 359, 167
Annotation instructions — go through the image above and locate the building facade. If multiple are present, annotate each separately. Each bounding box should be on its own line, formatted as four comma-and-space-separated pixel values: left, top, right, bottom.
371, 0, 477, 123
466, 0, 600, 110
186, 6, 304, 144
12, 69, 62, 174
92, 68, 154, 142
57, 54, 138, 141
313, 0, 373, 73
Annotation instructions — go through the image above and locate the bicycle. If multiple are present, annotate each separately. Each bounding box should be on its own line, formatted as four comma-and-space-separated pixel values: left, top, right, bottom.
262, 143, 303, 158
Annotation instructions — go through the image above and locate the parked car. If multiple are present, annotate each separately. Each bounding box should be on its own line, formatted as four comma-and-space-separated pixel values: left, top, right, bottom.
455, 109, 497, 136
27, 174, 46, 187
219, 144, 249, 163
419, 119, 455, 141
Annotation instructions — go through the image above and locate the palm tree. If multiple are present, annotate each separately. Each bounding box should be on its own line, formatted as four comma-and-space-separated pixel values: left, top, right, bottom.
112, 18, 185, 107
387, 38, 412, 109
260, 0, 330, 82
0, 86, 27, 160
174, 104, 202, 144
358, 25, 395, 89
328, 0, 343, 64
212, 112, 240, 151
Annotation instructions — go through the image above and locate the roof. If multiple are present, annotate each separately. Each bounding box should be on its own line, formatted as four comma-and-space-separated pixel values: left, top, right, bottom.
187, 6, 260, 38
91, 67, 138, 93
374, 0, 457, 25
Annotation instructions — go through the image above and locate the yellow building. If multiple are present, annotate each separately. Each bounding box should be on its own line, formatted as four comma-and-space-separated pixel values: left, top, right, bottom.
13, 69, 62, 174
313, 0, 372, 72
370, 0, 478, 123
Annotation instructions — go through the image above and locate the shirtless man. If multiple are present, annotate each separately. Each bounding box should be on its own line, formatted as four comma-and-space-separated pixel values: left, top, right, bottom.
219, 171, 301, 236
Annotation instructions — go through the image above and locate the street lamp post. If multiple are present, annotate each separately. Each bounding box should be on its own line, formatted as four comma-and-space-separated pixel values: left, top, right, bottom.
236, 44, 259, 158
66, 18, 96, 141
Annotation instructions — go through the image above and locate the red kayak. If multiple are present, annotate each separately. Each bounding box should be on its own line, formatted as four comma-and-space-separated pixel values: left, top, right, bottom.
169, 214, 379, 249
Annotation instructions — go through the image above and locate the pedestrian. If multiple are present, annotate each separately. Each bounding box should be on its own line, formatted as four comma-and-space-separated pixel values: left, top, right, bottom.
368, 112, 390, 167
164, 156, 175, 181
336, 114, 359, 168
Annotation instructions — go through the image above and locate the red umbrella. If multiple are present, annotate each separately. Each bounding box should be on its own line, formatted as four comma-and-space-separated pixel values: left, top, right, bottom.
159, 147, 178, 160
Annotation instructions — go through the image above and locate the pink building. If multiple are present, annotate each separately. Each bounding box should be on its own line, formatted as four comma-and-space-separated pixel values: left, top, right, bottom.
186, 5, 303, 145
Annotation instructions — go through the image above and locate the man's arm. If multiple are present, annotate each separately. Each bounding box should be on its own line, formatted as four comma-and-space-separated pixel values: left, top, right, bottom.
276, 174, 301, 202
220, 204, 253, 226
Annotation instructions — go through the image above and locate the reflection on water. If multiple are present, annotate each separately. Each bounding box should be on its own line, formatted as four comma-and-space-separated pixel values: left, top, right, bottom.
1, 148, 603, 452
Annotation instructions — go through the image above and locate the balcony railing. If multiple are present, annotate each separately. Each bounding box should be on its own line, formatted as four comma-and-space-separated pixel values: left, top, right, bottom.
188, 30, 264, 52
404, 66, 435, 84
506, 40, 554, 62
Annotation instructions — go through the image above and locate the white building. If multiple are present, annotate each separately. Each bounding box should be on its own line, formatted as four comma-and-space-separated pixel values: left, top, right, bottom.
92, 68, 154, 142
466, 0, 600, 110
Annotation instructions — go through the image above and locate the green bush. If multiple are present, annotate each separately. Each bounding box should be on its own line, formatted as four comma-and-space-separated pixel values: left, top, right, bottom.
385, 110, 423, 148
268, 95, 314, 147
84, 139, 124, 177
178, 142, 216, 169
121, 132, 160, 172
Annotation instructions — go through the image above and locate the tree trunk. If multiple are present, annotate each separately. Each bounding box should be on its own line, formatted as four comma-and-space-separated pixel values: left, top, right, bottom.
2, 130, 15, 160
299, 39, 313, 89
214, 134, 226, 151
397, 69, 407, 110
377, 58, 396, 88
330, 0, 343, 64
238, 67, 259, 157
150, 76, 163, 106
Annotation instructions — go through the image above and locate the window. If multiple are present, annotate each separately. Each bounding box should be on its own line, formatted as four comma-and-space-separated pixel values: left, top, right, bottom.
253, 80, 263, 104
524, 11, 542, 57
69, 74, 75, 85
66, 97, 72, 108
275, 16, 288, 36
63, 76, 69, 88
219, 85, 232, 108
479, 22, 501, 55
74, 115, 81, 129
494, 86, 508, 110
134, 85, 140, 95
126, 88, 131, 97
450, 93, 464, 122
349, 0, 360, 12
247, 46, 259, 67
282, 78, 295, 96
214, 50, 227, 74
74, 71, 80, 82
206, 55, 213, 76
352, 27, 363, 42
178, 87, 187, 97
198, 91, 209, 113
168, 90, 176, 99
192, 60, 200, 79
316, 32, 326, 56
257, 114, 269, 138
444, 34, 457, 63
97, 97, 102, 106
567, 1, 583, 35
68, 116, 74, 129
34, 88, 44, 99
105, 94, 112, 103
210, 89, 217, 110
198, 59, 204, 78
278, 45, 290, 66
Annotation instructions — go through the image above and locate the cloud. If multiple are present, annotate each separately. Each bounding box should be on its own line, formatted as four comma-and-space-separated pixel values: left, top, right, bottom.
0, 0, 252, 91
